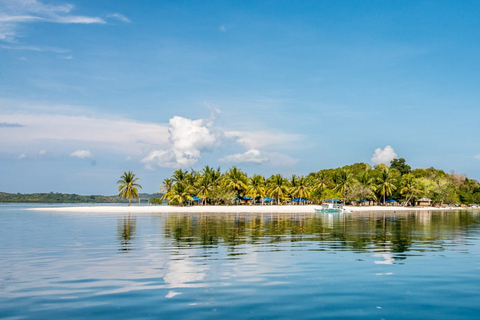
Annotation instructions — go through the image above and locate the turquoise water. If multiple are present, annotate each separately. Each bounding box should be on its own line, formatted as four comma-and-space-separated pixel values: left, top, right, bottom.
1, 205, 480, 319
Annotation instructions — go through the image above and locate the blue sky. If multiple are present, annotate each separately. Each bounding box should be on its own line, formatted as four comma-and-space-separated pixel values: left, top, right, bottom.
1, 0, 479, 195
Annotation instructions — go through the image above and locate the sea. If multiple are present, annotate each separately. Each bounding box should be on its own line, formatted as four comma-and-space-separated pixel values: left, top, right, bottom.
1, 204, 480, 319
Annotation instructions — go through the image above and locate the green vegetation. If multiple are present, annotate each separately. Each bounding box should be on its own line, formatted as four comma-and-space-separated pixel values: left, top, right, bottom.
153, 158, 480, 206
117, 171, 142, 206
0, 192, 126, 203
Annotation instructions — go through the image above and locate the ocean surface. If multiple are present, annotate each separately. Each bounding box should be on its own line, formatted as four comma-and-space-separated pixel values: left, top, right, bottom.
1, 204, 480, 319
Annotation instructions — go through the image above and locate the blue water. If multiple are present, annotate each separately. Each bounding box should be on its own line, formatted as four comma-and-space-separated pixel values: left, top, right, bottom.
1, 204, 480, 319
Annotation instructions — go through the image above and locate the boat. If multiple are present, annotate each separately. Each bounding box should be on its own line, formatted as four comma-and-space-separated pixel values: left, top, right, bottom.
315, 200, 351, 213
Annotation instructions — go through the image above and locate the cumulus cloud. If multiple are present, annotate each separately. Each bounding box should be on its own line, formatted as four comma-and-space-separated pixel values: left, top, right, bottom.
371, 145, 397, 165
220, 149, 268, 164
70, 150, 92, 159
0, 100, 170, 158
0, 0, 127, 42
142, 116, 221, 169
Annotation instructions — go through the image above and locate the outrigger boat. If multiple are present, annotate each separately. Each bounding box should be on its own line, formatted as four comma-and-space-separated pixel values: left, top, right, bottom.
315, 200, 352, 213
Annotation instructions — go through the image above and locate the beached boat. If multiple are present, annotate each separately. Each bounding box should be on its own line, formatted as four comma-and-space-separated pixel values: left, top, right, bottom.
315, 200, 351, 213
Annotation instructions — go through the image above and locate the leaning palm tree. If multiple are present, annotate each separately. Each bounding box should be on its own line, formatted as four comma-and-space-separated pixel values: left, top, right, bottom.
159, 178, 174, 202
399, 173, 419, 206
117, 171, 142, 206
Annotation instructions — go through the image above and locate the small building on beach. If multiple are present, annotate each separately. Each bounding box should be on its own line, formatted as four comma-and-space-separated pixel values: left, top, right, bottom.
416, 197, 432, 206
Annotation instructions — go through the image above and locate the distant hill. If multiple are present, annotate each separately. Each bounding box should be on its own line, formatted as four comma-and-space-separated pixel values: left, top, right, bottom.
0, 192, 160, 203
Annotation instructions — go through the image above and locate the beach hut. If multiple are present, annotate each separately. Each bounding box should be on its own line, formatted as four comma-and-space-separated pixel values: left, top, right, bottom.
416, 197, 432, 206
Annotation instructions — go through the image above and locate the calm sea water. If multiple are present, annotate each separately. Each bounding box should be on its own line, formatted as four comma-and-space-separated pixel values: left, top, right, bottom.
1, 204, 480, 320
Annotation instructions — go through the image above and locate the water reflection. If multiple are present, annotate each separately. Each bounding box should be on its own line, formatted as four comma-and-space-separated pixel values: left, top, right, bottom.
117, 214, 137, 251
161, 210, 480, 263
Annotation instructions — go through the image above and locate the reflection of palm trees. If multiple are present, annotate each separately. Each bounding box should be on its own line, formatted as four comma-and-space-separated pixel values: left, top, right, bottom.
162, 211, 480, 261
117, 215, 137, 251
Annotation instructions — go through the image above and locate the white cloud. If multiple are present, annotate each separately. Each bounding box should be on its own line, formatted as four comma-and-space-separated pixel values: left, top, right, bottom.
0, 0, 128, 42
38, 149, 47, 156
70, 150, 92, 159
0, 100, 170, 158
224, 130, 301, 150
220, 149, 268, 164
475, 154, 480, 160
142, 116, 221, 168
107, 13, 130, 23
371, 145, 397, 165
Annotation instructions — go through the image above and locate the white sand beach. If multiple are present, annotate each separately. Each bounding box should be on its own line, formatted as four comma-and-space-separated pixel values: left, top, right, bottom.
28, 204, 463, 213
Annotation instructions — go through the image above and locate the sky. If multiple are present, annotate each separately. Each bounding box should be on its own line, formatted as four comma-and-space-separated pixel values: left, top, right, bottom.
1, 0, 479, 195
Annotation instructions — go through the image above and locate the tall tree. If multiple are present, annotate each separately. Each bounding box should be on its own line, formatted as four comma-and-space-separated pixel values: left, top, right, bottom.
290, 175, 312, 204
333, 169, 355, 203
222, 166, 248, 199
117, 171, 142, 206
399, 173, 419, 206
375, 169, 397, 205
390, 158, 412, 176
267, 174, 290, 205
246, 174, 266, 204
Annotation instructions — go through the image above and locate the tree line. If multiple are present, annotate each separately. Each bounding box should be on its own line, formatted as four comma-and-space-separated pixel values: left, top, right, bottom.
139, 158, 480, 206
0, 192, 127, 203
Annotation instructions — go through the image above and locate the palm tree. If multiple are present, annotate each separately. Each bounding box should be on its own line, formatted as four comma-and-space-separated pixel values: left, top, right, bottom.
356, 171, 376, 203
290, 175, 312, 204
195, 172, 215, 205
399, 173, 419, 206
169, 181, 193, 206
267, 174, 290, 205
222, 166, 248, 199
246, 174, 266, 204
376, 169, 397, 205
159, 178, 173, 202
117, 171, 142, 206
333, 169, 354, 204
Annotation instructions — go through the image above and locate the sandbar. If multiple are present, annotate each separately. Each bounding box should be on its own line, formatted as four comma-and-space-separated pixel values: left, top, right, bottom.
28, 204, 463, 213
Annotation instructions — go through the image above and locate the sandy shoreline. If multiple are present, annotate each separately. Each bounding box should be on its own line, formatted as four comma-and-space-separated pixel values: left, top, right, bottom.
27, 204, 464, 213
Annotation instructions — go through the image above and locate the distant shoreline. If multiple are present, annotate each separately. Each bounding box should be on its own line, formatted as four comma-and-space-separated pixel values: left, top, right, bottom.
27, 204, 466, 214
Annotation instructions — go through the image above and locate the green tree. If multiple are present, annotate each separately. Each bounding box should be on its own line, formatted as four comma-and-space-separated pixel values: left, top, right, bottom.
117, 171, 142, 206
375, 169, 397, 205
333, 169, 355, 203
267, 174, 290, 205
390, 158, 412, 176
222, 166, 248, 199
399, 173, 419, 206
290, 175, 312, 204
246, 174, 266, 204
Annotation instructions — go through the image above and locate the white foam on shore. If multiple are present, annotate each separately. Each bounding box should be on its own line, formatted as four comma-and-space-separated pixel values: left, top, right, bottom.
27, 205, 460, 214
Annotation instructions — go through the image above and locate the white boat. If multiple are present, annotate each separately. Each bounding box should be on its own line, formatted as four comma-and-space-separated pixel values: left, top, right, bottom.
315, 200, 351, 213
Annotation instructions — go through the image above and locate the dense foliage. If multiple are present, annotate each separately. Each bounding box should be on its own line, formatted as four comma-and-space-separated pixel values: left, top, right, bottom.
153, 159, 480, 206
